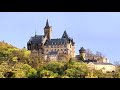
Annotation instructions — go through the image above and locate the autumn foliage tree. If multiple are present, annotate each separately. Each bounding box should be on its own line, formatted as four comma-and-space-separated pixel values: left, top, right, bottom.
0, 41, 118, 78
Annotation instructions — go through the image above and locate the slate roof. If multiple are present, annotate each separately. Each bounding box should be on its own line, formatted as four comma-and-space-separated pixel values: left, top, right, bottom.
45, 38, 68, 45
27, 35, 44, 45
62, 30, 75, 45
27, 30, 75, 46
62, 30, 69, 40
79, 47, 86, 51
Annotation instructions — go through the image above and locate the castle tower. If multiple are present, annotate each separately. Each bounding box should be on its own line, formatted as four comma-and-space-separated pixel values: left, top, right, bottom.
44, 19, 52, 40
79, 47, 86, 60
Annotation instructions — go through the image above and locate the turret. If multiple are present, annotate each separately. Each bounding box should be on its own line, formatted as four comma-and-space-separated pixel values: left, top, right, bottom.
79, 47, 86, 60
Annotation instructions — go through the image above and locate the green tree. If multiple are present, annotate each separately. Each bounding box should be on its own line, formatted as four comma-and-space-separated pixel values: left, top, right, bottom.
43, 61, 65, 75
38, 70, 58, 78
65, 60, 89, 78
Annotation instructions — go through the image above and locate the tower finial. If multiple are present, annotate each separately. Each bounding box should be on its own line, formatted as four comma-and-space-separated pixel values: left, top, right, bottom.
35, 31, 36, 36
35, 28, 37, 36
45, 19, 50, 29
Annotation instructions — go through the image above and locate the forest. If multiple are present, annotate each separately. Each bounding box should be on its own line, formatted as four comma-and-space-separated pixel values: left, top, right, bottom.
0, 41, 120, 78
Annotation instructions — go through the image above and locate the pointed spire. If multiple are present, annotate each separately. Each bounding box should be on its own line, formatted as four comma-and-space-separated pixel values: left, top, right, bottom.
46, 19, 49, 26
62, 30, 69, 39
34, 28, 37, 39
45, 19, 50, 29
34, 24, 37, 36
35, 31, 37, 36
35, 28, 37, 36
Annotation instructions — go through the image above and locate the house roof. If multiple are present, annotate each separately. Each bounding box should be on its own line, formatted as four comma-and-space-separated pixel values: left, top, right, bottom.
62, 30, 69, 40
27, 35, 44, 45
79, 47, 86, 53
27, 27, 75, 46
79, 47, 86, 51
92, 62, 113, 65
27, 35, 75, 46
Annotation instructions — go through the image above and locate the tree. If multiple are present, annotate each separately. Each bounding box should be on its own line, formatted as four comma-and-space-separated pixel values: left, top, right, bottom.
65, 61, 90, 78
58, 53, 71, 61
28, 53, 45, 69
85, 49, 94, 60
43, 61, 65, 75
37, 70, 58, 78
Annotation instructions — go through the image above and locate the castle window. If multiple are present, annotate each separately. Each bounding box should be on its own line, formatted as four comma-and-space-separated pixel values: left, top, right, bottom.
61, 49, 63, 51
58, 49, 59, 51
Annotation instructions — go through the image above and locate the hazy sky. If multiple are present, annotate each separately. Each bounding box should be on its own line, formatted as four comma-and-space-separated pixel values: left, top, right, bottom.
0, 12, 120, 63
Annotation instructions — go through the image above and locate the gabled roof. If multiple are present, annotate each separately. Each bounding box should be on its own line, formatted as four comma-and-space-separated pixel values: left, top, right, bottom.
62, 30, 69, 39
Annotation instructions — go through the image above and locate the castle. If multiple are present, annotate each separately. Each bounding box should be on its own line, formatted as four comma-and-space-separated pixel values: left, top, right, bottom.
27, 19, 115, 73
27, 19, 75, 60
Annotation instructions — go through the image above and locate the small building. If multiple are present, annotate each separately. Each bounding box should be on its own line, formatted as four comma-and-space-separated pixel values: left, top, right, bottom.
76, 47, 116, 73
87, 62, 116, 73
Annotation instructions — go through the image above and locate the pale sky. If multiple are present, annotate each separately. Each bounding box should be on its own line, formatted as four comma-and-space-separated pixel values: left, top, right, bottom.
0, 12, 120, 63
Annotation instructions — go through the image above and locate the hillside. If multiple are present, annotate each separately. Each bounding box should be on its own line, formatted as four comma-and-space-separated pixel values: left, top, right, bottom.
0, 41, 120, 78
